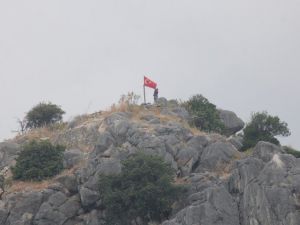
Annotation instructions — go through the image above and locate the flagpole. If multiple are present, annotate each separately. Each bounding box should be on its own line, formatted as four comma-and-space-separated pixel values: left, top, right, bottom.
143, 85, 146, 104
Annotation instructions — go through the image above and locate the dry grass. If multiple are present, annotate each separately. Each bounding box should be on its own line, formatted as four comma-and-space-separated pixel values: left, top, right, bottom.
14, 128, 54, 144
13, 123, 67, 144
175, 177, 190, 185
7, 180, 52, 193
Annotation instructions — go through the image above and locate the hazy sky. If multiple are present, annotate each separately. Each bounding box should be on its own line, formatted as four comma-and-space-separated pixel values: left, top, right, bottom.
1, 0, 299, 148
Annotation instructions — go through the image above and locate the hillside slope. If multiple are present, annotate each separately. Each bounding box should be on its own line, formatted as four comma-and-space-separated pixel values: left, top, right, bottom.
0, 99, 299, 225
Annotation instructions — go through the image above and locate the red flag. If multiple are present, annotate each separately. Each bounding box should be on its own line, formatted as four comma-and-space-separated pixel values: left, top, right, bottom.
144, 76, 157, 89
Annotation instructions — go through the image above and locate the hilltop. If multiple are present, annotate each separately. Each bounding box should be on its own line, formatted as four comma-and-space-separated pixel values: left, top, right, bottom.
0, 98, 299, 225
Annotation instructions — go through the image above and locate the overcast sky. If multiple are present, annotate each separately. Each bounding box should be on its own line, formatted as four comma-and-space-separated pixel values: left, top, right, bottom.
0, 0, 299, 148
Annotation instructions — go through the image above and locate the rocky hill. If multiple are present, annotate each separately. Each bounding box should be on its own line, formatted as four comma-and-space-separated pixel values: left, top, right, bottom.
0, 98, 299, 225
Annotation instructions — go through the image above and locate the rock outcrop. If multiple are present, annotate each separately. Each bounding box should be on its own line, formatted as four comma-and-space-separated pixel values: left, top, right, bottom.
0, 102, 299, 225
218, 109, 245, 136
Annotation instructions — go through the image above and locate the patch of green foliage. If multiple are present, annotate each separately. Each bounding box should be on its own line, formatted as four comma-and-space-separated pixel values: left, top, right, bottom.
182, 94, 225, 133
12, 140, 65, 181
99, 152, 184, 225
283, 146, 300, 158
242, 111, 290, 151
26, 102, 65, 129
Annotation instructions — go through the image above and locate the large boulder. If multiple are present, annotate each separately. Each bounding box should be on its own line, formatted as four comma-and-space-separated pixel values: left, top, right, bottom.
156, 97, 168, 107
240, 155, 300, 225
176, 136, 209, 176
4, 192, 44, 225
228, 143, 300, 225
161, 106, 190, 121
63, 149, 84, 169
56, 175, 79, 194
218, 109, 244, 136
228, 135, 244, 151
195, 141, 241, 172
253, 141, 284, 163
163, 186, 239, 225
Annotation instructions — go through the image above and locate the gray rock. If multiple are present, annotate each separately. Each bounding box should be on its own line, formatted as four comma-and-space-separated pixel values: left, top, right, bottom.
79, 187, 100, 208
95, 158, 122, 176
196, 141, 240, 172
107, 119, 131, 144
94, 131, 115, 154
63, 149, 84, 169
163, 186, 239, 225
157, 97, 168, 107
34, 202, 67, 225
77, 157, 121, 196
171, 107, 190, 121
218, 109, 244, 136
83, 209, 104, 225
187, 135, 209, 149
3, 104, 300, 225
155, 122, 192, 141
227, 144, 300, 225
0, 201, 9, 224
177, 147, 200, 176
5, 192, 43, 225
47, 191, 67, 207
59, 195, 81, 218
55, 122, 101, 149
175, 136, 209, 176
160, 106, 190, 121
253, 141, 284, 163
228, 157, 264, 194
149, 118, 161, 124
228, 135, 243, 150
56, 174, 78, 194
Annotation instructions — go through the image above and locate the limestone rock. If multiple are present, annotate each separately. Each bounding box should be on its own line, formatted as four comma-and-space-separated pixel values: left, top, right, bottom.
218, 109, 244, 136
63, 149, 84, 169
195, 141, 240, 172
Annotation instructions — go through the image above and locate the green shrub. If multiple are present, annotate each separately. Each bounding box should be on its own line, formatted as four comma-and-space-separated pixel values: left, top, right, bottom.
12, 140, 65, 181
182, 94, 225, 133
242, 111, 290, 150
99, 152, 184, 225
283, 146, 300, 158
26, 102, 65, 129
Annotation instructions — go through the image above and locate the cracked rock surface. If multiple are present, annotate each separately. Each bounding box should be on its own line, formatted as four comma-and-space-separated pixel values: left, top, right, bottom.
0, 103, 299, 225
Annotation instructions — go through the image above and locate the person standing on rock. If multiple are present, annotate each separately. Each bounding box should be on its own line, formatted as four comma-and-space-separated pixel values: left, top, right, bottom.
153, 88, 159, 103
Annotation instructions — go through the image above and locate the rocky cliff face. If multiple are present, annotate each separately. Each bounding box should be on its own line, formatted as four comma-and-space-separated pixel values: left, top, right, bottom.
0, 101, 299, 225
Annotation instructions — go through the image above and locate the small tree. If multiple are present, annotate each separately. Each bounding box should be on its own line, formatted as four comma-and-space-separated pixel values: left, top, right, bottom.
182, 94, 225, 133
242, 111, 291, 150
12, 140, 65, 181
99, 153, 184, 225
26, 102, 65, 129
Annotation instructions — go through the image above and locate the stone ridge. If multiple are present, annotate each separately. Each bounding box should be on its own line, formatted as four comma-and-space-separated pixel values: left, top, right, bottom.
0, 101, 299, 225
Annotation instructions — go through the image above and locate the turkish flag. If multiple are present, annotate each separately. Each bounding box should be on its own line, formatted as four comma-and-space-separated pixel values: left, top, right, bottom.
144, 76, 157, 89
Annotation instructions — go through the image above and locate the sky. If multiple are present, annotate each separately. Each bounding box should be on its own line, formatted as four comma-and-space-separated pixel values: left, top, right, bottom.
0, 0, 299, 148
